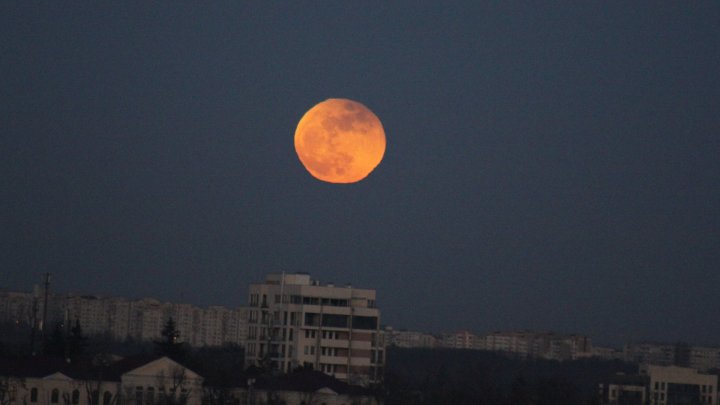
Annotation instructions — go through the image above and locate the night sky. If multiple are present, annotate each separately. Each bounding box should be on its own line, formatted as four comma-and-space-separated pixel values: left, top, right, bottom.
2, 2, 719, 346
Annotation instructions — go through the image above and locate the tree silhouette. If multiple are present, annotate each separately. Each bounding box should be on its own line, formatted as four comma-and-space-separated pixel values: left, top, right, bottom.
68, 320, 86, 359
44, 322, 66, 357
155, 317, 186, 361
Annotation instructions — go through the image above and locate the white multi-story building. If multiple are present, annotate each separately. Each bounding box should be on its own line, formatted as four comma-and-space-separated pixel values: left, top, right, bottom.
599, 365, 719, 405
485, 331, 531, 356
644, 365, 718, 405
624, 341, 720, 372
439, 330, 485, 350
385, 327, 437, 348
0, 290, 247, 348
244, 273, 385, 386
483, 331, 593, 360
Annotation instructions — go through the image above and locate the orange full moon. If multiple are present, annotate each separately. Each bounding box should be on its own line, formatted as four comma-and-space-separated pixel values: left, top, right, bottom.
294, 98, 386, 183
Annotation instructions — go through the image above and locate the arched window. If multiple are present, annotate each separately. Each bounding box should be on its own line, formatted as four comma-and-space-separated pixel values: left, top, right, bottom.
103, 391, 113, 405
72, 389, 80, 405
30, 388, 38, 403
91, 390, 99, 405
51, 389, 59, 404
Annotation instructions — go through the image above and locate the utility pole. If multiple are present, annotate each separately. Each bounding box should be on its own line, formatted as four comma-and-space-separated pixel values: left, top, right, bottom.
30, 284, 39, 355
41, 273, 51, 343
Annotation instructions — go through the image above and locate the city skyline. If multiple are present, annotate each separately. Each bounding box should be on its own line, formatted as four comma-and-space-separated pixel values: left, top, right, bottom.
3, 3, 720, 347
2, 274, 717, 350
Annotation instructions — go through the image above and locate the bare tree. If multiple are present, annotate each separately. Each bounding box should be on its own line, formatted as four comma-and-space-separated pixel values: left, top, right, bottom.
0, 376, 26, 405
297, 390, 319, 405
83, 376, 119, 405
202, 386, 238, 405
61, 385, 81, 405
156, 366, 193, 405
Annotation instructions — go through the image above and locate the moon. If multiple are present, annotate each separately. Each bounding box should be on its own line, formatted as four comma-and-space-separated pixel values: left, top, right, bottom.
294, 98, 386, 184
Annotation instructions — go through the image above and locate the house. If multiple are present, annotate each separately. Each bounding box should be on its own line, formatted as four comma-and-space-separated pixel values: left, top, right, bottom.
0, 355, 203, 405
1, 356, 380, 405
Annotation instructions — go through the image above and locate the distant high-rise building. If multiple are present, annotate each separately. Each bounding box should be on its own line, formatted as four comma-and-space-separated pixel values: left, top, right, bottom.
0, 290, 247, 348
244, 273, 385, 386
624, 341, 720, 372
483, 330, 593, 360
439, 330, 485, 350
385, 327, 437, 348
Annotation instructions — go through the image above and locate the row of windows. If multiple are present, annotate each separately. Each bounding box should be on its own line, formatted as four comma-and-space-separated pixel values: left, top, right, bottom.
246, 342, 295, 358
29, 388, 113, 405
249, 292, 375, 309
134, 386, 187, 405
320, 363, 338, 373
654, 381, 714, 393
304, 330, 344, 340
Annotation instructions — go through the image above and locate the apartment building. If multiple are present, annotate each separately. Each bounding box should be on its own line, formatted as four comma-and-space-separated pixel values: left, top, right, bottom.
0, 291, 247, 347
244, 273, 385, 386
484, 331, 593, 360
644, 365, 718, 405
599, 365, 718, 405
384, 327, 437, 348
439, 330, 485, 350
624, 342, 720, 372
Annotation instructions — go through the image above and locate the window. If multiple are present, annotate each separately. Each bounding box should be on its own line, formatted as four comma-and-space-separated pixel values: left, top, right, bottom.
146, 387, 155, 405
72, 389, 80, 405
51, 389, 59, 404
352, 316, 378, 330
91, 390, 99, 405
30, 388, 38, 403
136, 387, 144, 405
103, 392, 113, 405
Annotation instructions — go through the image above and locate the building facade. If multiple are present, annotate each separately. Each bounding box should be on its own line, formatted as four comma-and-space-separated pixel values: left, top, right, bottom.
624, 342, 720, 372
484, 331, 593, 360
599, 365, 719, 405
0, 291, 247, 348
0, 356, 204, 405
439, 330, 485, 350
244, 273, 385, 386
384, 327, 437, 349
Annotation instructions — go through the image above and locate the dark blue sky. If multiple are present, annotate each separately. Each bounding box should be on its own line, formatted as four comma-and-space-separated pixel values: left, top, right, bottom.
2, 2, 719, 346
